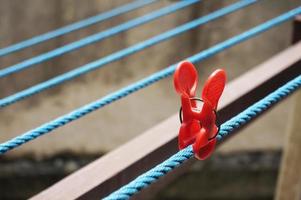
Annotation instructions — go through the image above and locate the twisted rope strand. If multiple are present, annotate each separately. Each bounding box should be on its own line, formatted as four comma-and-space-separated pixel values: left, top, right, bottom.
0, 0, 257, 108
0, 0, 156, 57
104, 75, 301, 200
0, 7, 300, 154
0, 0, 199, 78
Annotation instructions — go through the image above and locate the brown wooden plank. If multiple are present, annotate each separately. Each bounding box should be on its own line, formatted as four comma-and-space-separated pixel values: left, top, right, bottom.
275, 91, 301, 200
275, 15, 301, 200
292, 15, 301, 43
31, 41, 301, 200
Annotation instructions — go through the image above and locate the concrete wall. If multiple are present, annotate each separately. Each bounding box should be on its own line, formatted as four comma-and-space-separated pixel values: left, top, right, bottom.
0, 0, 299, 158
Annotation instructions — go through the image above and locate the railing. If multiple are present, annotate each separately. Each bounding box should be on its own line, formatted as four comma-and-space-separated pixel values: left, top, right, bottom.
31, 16, 301, 200
0, 1, 300, 199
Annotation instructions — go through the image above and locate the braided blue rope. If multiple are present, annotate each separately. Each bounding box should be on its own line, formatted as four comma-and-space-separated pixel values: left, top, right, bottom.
0, 0, 156, 57
0, 6, 300, 154
0, 0, 199, 78
0, 0, 257, 108
104, 75, 301, 200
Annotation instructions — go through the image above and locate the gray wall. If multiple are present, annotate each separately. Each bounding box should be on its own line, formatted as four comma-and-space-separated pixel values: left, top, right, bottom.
0, 0, 299, 158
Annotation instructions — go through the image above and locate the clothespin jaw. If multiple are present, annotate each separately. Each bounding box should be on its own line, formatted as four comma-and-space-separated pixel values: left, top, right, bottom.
174, 61, 226, 160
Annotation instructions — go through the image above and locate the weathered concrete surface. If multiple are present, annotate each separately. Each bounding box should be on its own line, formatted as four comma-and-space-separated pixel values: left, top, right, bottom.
0, 0, 299, 158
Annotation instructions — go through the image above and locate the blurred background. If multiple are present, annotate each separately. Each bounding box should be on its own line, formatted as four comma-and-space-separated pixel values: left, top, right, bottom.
0, 0, 300, 199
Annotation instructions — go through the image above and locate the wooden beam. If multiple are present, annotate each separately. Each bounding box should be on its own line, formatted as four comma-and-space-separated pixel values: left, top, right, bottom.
292, 15, 301, 43
275, 91, 301, 200
31, 41, 301, 200
275, 15, 301, 200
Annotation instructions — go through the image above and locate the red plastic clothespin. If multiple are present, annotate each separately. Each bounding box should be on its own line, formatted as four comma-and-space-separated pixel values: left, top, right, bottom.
173, 61, 226, 160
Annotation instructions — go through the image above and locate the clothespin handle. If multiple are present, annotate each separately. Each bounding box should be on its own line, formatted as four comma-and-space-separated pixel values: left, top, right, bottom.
174, 61, 226, 160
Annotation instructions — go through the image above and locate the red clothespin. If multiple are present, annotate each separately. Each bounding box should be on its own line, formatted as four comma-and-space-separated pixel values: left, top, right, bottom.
173, 61, 226, 160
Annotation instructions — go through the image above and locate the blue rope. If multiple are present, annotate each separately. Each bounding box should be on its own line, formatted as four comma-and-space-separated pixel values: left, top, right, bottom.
0, 0, 257, 108
0, 0, 199, 78
0, 0, 156, 57
104, 75, 301, 200
0, 7, 300, 154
